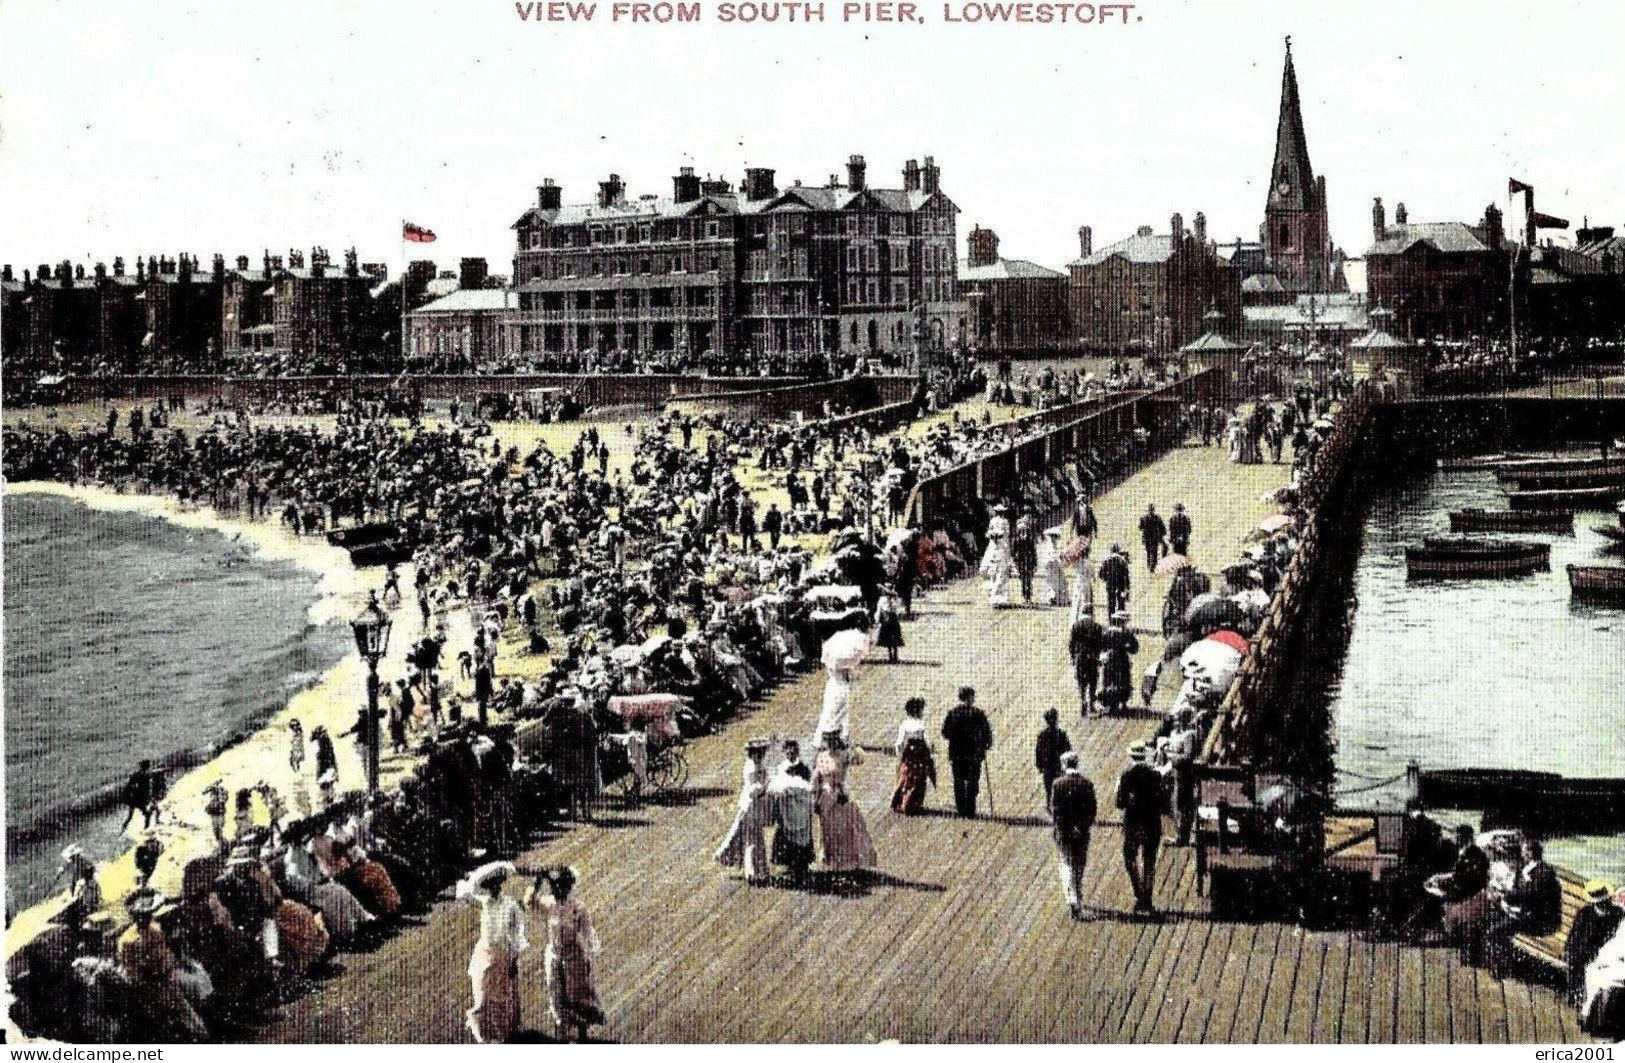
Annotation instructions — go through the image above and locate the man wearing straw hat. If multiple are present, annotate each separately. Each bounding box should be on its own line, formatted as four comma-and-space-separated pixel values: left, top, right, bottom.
118, 888, 208, 1039
1115, 742, 1166, 918
1566, 879, 1623, 1002
1049, 752, 1097, 921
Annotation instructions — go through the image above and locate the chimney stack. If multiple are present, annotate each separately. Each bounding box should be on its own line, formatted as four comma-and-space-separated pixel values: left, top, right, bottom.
136, 258, 146, 281
967, 226, 1000, 269
1395, 201, 1409, 226
699, 175, 732, 196
236, 255, 250, 271
178, 253, 194, 281
1372, 197, 1386, 242
672, 166, 701, 204
459, 257, 489, 290
1078, 225, 1093, 259
537, 178, 563, 211
345, 247, 359, 277
846, 154, 866, 192
743, 166, 777, 201
902, 159, 921, 193
1, 265, 11, 283
1171, 212, 1184, 244
94, 262, 107, 282
212, 253, 226, 280
597, 173, 625, 209
113, 256, 125, 276
921, 155, 940, 195
73, 263, 85, 280
1483, 203, 1504, 251
1194, 212, 1207, 245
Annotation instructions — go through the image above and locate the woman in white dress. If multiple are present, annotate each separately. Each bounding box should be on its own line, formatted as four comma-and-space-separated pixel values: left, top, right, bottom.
1037, 529, 1069, 607
1068, 546, 1096, 625
980, 529, 1013, 607
457, 861, 527, 1044
715, 740, 775, 884
817, 666, 854, 746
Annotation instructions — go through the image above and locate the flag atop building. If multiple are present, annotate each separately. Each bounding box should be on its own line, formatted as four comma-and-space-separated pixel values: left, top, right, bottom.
403, 222, 437, 243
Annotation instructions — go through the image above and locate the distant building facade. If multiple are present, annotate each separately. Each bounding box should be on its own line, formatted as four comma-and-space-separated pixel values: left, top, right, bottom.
510, 156, 959, 373
956, 225, 1069, 352
407, 288, 518, 370
1364, 198, 1511, 341
1067, 214, 1241, 354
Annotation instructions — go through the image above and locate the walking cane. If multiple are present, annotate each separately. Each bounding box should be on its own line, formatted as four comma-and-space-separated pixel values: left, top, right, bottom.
983, 758, 996, 816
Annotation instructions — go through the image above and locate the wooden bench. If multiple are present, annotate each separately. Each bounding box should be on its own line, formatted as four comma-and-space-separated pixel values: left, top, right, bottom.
1512, 867, 1590, 972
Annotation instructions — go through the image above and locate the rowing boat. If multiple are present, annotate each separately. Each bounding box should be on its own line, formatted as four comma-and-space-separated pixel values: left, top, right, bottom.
1447, 508, 1573, 534
1405, 536, 1550, 579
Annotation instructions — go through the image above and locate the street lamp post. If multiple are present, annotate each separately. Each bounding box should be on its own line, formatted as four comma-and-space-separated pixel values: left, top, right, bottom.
350, 594, 392, 792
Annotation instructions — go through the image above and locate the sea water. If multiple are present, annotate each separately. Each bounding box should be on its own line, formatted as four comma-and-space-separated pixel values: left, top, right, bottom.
2, 492, 350, 911
1329, 464, 1625, 880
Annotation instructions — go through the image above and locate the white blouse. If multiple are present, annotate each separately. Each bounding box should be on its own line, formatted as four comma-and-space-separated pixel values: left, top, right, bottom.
895, 716, 930, 755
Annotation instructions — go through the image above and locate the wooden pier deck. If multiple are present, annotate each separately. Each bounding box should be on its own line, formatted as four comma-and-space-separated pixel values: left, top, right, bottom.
256, 441, 1590, 1044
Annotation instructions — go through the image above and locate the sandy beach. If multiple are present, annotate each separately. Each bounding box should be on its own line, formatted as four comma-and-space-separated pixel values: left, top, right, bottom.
2, 479, 485, 962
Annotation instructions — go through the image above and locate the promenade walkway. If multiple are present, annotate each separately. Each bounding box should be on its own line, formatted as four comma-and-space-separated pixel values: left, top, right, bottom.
254, 438, 1589, 1043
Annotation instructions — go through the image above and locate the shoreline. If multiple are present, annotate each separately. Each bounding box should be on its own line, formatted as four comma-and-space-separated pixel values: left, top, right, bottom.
2, 479, 478, 963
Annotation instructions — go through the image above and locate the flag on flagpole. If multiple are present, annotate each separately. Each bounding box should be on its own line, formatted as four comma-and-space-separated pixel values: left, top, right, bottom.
403, 222, 437, 243
1508, 178, 1533, 195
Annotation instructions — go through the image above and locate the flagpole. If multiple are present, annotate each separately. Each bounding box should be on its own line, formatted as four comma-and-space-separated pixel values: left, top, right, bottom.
400, 219, 408, 374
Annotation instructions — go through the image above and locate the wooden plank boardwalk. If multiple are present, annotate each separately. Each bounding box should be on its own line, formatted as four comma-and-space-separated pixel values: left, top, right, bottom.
256, 442, 1588, 1043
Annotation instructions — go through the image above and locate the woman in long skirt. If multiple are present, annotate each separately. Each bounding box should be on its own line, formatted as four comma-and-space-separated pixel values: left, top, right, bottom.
873, 593, 904, 663
813, 731, 878, 872
457, 861, 527, 1044
526, 867, 605, 1042
890, 698, 936, 814
715, 740, 775, 884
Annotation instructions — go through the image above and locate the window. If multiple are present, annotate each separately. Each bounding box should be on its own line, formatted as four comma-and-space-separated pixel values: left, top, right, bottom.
846, 279, 861, 302
845, 215, 858, 236
866, 246, 879, 271
615, 226, 626, 244
706, 221, 719, 239
846, 246, 860, 271
640, 258, 651, 275
1278, 224, 1291, 247
894, 280, 908, 304
708, 255, 720, 272
867, 280, 879, 303
892, 244, 908, 270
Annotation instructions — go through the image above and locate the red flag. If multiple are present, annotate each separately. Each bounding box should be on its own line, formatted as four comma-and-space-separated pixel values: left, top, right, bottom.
1508, 178, 1532, 195
1533, 211, 1570, 230
403, 222, 437, 243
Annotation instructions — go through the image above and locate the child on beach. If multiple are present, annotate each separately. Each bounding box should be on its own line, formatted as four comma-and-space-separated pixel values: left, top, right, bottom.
288, 719, 305, 775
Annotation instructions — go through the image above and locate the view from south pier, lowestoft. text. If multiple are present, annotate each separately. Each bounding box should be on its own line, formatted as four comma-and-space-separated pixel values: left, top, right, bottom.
515, 0, 1143, 23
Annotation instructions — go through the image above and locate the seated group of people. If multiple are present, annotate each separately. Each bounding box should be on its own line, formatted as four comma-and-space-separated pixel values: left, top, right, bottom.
11, 722, 561, 1044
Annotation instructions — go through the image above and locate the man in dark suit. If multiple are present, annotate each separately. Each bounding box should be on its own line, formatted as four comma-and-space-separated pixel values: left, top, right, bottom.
1138, 504, 1168, 571
1168, 502, 1193, 558
1011, 511, 1039, 603
1565, 881, 1623, 1002
1099, 544, 1131, 617
941, 686, 994, 818
1068, 608, 1104, 718
1033, 708, 1072, 809
1114, 743, 1166, 917
1071, 497, 1098, 541
1050, 752, 1097, 920
1479, 838, 1562, 973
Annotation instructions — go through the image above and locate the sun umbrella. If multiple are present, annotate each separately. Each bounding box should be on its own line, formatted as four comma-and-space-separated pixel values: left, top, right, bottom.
1155, 553, 1192, 576
609, 644, 643, 666
1180, 640, 1242, 691
821, 627, 871, 670
1059, 535, 1093, 564
1257, 513, 1293, 535
1187, 596, 1248, 635
1204, 629, 1250, 655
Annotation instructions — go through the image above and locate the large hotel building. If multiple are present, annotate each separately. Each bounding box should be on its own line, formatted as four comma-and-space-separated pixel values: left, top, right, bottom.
510, 155, 959, 371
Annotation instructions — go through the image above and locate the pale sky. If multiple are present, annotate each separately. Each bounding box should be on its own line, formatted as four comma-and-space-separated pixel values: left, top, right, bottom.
1, 0, 1621, 276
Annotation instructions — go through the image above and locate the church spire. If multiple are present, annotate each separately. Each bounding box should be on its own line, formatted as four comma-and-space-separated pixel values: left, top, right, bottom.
1268, 35, 1316, 212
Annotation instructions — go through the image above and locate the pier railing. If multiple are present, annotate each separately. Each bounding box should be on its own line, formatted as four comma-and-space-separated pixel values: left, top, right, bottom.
1203, 380, 1375, 766
901, 368, 1223, 530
